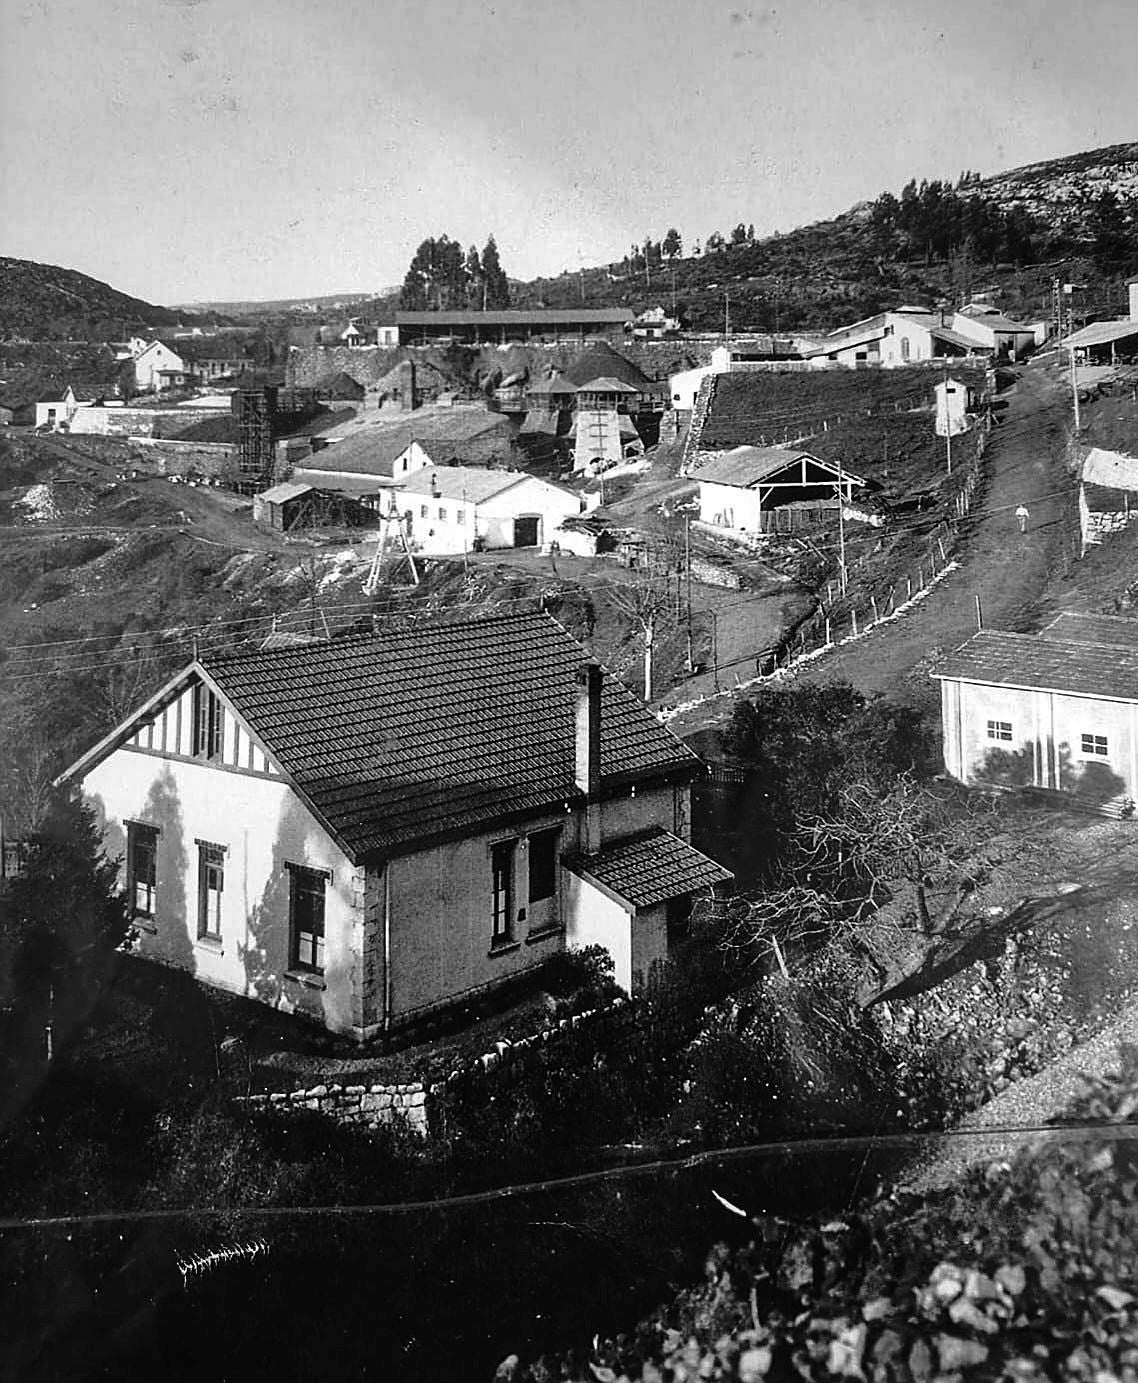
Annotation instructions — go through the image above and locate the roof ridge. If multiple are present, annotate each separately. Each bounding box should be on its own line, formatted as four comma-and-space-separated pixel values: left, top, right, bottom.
199, 609, 563, 666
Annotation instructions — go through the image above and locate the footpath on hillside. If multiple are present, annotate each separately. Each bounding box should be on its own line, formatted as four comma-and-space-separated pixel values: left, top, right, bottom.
668, 364, 1075, 737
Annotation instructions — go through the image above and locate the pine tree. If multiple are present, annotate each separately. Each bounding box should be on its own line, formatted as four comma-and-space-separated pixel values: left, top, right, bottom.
464, 244, 484, 309
0, 790, 130, 1064
481, 235, 510, 309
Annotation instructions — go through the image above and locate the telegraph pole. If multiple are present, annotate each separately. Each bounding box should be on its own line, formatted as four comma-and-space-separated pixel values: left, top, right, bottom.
1069, 345, 1081, 431
724, 291, 730, 338
684, 513, 693, 670
836, 454, 848, 594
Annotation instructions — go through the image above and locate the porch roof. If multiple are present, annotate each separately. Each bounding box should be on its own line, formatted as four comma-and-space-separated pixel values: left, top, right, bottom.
568, 828, 733, 909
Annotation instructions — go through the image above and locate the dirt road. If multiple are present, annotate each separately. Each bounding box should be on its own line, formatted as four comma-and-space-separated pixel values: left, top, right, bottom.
668, 364, 1075, 736
795, 365, 1074, 694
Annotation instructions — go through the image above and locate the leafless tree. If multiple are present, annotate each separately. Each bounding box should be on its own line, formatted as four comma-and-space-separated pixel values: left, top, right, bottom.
712, 774, 1004, 1001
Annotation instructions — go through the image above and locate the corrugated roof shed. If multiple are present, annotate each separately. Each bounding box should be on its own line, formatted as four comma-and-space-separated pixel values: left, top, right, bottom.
932, 630, 1138, 702
200, 614, 699, 860
568, 827, 733, 908
257, 481, 313, 504
398, 465, 524, 504
696, 446, 862, 488
1039, 612, 1138, 650
1063, 319, 1138, 349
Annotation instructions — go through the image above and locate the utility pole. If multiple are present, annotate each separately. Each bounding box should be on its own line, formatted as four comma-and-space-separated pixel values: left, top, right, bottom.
1069, 345, 1081, 431
945, 421, 952, 476
724, 291, 730, 338
836, 454, 848, 594
684, 513, 693, 670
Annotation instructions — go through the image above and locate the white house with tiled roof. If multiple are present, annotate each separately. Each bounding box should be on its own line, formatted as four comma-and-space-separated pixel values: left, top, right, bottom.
393, 465, 581, 553
133, 339, 188, 392
932, 613, 1138, 814
59, 615, 731, 1037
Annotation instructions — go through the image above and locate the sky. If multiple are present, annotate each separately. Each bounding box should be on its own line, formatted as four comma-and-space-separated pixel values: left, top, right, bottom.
1, 0, 1135, 305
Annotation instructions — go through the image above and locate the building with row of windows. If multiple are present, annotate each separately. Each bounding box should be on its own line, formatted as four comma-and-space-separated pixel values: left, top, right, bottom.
60, 616, 732, 1037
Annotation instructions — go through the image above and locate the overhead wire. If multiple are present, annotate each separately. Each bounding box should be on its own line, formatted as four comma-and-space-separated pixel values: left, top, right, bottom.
0, 1117, 1132, 1232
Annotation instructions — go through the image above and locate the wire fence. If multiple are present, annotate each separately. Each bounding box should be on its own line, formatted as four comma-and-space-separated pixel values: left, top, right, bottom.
749, 418, 991, 678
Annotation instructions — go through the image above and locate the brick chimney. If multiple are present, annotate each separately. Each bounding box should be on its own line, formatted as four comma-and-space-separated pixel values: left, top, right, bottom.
575, 663, 603, 853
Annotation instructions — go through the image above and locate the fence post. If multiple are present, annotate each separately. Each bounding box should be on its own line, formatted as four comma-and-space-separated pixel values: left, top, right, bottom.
906, 575, 912, 601
824, 616, 831, 645
938, 537, 947, 564
851, 609, 858, 636
870, 595, 879, 624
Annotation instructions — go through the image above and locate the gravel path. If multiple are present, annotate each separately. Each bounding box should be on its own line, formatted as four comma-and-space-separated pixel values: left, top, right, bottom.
901, 998, 1138, 1193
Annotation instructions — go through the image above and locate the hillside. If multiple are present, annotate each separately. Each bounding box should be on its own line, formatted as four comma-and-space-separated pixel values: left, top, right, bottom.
505, 141, 1138, 334
0, 257, 222, 342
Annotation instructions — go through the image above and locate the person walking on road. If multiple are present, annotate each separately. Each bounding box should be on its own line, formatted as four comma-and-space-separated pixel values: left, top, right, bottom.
1015, 503, 1030, 534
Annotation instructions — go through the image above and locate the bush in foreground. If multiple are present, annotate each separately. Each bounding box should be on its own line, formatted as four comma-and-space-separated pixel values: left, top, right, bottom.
504, 1048, 1138, 1381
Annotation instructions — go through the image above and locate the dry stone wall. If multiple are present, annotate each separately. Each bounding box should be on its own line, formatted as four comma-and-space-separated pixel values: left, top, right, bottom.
234, 998, 632, 1139
235, 1081, 429, 1135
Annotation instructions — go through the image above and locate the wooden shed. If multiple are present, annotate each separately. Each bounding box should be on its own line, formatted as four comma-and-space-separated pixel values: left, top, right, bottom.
253, 481, 314, 531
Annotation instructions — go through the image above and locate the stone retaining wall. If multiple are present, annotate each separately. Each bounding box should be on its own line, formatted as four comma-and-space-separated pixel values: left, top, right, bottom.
235, 1081, 428, 1135
235, 999, 633, 1139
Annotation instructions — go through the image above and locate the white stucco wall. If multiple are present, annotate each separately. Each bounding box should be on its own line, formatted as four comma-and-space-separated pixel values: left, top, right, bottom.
563, 870, 633, 990
477, 476, 580, 549
135, 343, 185, 392
941, 679, 1137, 803
698, 479, 764, 531
81, 744, 362, 1033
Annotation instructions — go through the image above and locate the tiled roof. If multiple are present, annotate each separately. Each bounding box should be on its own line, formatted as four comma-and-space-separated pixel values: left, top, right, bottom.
396, 309, 631, 325
575, 376, 638, 393
568, 828, 733, 909
1039, 612, 1138, 651
201, 614, 699, 861
300, 409, 514, 478
528, 372, 577, 395
562, 342, 654, 391
932, 630, 1138, 702
930, 325, 988, 351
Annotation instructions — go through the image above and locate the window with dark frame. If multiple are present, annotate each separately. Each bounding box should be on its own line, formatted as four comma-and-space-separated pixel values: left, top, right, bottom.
127, 822, 158, 918
1081, 733, 1109, 757
491, 840, 515, 944
191, 683, 223, 760
528, 827, 559, 904
288, 865, 326, 974
197, 842, 225, 940
986, 719, 1013, 741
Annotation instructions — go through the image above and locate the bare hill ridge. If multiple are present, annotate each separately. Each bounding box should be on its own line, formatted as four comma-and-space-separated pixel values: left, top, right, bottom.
0, 256, 223, 341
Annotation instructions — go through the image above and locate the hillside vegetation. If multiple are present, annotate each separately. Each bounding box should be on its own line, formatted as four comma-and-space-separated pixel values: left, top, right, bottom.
0, 257, 222, 342
507, 142, 1138, 333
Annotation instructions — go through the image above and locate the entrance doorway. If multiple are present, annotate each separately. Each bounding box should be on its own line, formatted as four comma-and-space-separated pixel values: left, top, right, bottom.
514, 515, 540, 547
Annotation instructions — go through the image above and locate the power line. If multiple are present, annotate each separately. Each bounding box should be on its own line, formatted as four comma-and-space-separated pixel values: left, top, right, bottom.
0, 1117, 1130, 1233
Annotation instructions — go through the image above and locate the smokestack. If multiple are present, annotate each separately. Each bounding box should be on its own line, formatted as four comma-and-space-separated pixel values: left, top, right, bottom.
575, 663, 603, 852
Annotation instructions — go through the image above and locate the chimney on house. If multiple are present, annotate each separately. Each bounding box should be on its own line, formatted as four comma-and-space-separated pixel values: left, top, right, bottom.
575, 663, 603, 852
